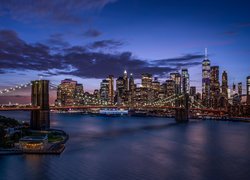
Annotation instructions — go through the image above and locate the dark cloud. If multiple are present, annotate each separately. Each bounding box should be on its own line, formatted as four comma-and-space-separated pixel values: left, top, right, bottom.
0, 0, 117, 24
0, 29, 203, 79
152, 54, 203, 64
0, 29, 62, 71
89, 40, 124, 49
84, 29, 102, 37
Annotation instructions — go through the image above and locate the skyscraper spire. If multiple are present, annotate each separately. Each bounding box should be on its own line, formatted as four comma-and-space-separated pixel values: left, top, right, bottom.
205, 48, 208, 60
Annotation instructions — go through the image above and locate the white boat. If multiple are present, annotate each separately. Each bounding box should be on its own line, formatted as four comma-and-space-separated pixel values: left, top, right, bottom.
99, 109, 128, 116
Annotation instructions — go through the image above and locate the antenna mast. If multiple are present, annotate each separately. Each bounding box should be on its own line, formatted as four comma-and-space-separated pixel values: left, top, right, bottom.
205, 48, 208, 60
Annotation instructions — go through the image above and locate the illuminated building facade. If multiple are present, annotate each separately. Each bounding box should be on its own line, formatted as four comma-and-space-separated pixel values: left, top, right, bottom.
107, 75, 114, 105
123, 70, 128, 91
221, 71, 228, 98
238, 82, 242, 97
128, 73, 136, 104
75, 84, 84, 105
133, 87, 153, 105
220, 71, 228, 108
170, 72, 181, 95
247, 76, 250, 105
142, 73, 153, 89
55, 79, 79, 106
210, 66, 220, 109
181, 69, 190, 94
152, 77, 160, 100
116, 76, 126, 105
165, 80, 175, 97
202, 58, 211, 107
100, 79, 109, 104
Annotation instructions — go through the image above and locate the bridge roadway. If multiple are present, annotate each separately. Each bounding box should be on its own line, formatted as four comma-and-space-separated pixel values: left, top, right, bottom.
0, 105, 227, 113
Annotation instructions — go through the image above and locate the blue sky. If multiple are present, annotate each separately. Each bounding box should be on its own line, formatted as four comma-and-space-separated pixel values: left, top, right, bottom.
0, 0, 250, 101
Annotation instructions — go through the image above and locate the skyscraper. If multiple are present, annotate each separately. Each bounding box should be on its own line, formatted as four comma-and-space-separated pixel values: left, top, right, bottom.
75, 84, 84, 105
152, 77, 160, 100
100, 79, 109, 104
221, 71, 228, 98
202, 49, 211, 107
116, 76, 126, 104
232, 83, 236, 95
129, 73, 135, 92
129, 73, 136, 103
55, 79, 78, 106
165, 80, 175, 97
142, 73, 153, 89
107, 75, 114, 105
220, 71, 228, 108
238, 82, 242, 97
170, 72, 181, 95
152, 77, 160, 91
247, 76, 250, 105
210, 66, 220, 109
123, 70, 128, 91
181, 68, 190, 94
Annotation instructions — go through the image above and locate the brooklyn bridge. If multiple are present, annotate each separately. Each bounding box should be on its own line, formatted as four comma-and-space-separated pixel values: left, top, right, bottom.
0, 80, 248, 130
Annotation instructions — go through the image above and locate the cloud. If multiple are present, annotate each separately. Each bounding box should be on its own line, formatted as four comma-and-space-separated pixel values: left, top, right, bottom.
0, 29, 203, 79
0, 0, 117, 24
89, 39, 124, 49
152, 54, 203, 64
83, 29, 102, 37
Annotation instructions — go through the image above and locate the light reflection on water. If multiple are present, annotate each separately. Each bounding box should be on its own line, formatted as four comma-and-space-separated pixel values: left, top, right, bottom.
0, 112, 250, 180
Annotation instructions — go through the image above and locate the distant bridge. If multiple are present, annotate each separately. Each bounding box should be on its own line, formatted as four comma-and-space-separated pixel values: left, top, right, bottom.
0, 80, 231, 130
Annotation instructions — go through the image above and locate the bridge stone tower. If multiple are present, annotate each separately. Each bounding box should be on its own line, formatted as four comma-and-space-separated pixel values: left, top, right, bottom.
30, 80, 50, 130
175, 93, 189, 123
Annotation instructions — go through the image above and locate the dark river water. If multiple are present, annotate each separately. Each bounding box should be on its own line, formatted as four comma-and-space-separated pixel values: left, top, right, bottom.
0, 111, 250, 180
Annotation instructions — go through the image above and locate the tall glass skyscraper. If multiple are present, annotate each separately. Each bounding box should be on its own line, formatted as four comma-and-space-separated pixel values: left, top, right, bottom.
202, 50, 211, 107
181, 68, 190, 94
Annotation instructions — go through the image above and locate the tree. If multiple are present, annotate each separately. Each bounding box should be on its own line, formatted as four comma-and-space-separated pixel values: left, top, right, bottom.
0, 126, 6, 147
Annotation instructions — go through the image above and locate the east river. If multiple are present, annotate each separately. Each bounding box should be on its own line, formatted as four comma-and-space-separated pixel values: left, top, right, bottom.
0, 111, 250, 180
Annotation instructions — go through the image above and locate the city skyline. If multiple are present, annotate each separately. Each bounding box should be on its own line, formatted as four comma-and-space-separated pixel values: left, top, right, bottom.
1, 2, 250, 180
0, 0, 250, 101
0, 58, 249, 104
0, 0, 250, 90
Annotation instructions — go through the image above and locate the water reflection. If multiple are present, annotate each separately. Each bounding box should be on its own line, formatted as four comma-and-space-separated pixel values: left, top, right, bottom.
0, 112, 250, 180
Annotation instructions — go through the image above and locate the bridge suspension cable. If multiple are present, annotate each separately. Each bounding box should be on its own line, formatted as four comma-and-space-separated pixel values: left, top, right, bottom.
0, 82, 32, 95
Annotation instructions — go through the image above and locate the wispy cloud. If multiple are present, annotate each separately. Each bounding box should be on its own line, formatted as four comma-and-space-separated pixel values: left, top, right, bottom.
0, 0, 117, 24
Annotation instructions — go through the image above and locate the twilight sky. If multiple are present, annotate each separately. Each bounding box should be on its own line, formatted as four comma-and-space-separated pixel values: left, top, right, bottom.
0, 0, 250, 103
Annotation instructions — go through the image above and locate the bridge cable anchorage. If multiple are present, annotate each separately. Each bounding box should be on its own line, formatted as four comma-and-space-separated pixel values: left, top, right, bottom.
0, 82, 32, 95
